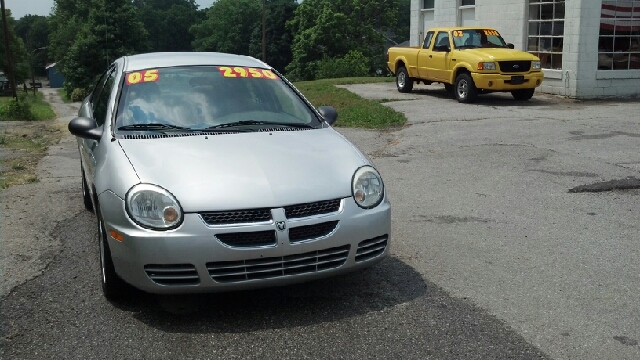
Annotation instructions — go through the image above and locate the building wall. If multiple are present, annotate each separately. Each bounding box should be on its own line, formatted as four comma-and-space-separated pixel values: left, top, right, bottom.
409, 0, 640, 99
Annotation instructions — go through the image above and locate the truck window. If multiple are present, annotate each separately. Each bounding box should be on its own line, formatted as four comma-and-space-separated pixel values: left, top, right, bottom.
433, 32, 450, 51
423, 31, 435, 49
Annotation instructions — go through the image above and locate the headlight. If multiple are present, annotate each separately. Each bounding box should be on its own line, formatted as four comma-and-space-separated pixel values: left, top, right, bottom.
352, 166, 384, 209
478, 62, 496, 71
532, 61, 541, 69
126, 184, 183, 230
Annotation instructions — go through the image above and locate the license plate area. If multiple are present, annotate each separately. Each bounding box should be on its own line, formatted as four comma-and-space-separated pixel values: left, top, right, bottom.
510, 75, 524, 85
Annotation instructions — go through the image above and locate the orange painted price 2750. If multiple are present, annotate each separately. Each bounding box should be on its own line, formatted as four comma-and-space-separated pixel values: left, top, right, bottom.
126, 70, 159, 85
218, 67, 277, 79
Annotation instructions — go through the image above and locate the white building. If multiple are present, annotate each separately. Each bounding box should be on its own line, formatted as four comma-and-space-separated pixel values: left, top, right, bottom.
410, 0, 640, 98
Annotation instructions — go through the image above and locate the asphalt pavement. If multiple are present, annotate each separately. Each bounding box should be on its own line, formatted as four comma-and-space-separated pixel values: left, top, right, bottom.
2, 83, 639, 359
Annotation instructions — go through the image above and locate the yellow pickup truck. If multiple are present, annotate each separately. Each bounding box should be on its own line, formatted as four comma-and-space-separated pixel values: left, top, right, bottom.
387, 27, 543, 103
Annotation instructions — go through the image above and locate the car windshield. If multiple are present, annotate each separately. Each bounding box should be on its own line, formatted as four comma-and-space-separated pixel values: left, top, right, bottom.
115, 66, 320, 131
452, 29, 508, 49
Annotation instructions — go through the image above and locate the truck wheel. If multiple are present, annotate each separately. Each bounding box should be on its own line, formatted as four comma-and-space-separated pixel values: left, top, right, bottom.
396, 67, 413, 93
455, 73, 478, 103
511, 88, 535, 101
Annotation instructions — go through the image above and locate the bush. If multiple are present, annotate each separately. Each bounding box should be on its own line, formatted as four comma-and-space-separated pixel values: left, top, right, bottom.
0, 95, 34, 121
70, 88, 90, 102
315, 50, 371, 80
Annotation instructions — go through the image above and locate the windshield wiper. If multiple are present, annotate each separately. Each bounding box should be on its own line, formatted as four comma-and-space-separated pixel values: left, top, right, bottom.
204, 120, 314, 129
118, 123, 188, 131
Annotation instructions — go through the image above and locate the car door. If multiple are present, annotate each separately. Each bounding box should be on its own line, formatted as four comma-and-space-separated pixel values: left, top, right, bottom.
417, 31, 435, 79
428, 31, 452, 81
82, 66, 117, 185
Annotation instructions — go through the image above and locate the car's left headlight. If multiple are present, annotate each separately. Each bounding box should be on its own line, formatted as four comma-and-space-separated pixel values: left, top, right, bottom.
532, 61, 541, 69
352, 166, 384, 209
125, 184, 183, 230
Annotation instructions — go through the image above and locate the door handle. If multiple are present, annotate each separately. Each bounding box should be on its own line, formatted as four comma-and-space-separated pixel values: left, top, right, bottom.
429, 55, 432, 58
452, 59, 456, 61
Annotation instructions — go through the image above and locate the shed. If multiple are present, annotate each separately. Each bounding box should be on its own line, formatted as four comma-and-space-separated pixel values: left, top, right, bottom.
46, 63, 65, 88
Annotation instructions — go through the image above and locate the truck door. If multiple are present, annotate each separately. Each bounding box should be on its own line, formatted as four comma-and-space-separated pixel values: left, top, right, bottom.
428, 31, 452, 81
417, 31, 434, 79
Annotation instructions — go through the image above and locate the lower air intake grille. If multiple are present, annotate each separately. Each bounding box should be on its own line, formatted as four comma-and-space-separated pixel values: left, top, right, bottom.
144, 264, 200, 286
284, 199, 341, 219
355, 235, 388, 262
199, 209, 272, 225
289, 221, 339, 243
216, 230, 276, 247
207, 245, 350, 283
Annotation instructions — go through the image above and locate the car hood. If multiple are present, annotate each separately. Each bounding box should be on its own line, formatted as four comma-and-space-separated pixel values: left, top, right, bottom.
118, 128, 367, 212
463, 48, 539, 61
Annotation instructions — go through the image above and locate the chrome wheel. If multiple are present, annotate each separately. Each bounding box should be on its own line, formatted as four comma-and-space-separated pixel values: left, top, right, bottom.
457, 79, 468, 99
397, 72, 406, 88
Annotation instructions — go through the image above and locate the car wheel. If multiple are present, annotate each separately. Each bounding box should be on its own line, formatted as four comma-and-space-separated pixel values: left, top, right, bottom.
455, 73, 478, 103
81, 166, 93, 212
511, 88, 535, 101
396, 67, 414, 93
97, 208, 125, 301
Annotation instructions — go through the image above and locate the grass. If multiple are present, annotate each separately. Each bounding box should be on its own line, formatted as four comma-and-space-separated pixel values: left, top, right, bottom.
57, 88, 72, 103
293, 77, 406, 129
0, 92, 56, 121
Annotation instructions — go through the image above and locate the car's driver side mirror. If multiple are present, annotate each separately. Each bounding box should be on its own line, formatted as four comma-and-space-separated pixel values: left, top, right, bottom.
507, 43, 515, 49
69, 117, 103, 141
317, 106, 338, 126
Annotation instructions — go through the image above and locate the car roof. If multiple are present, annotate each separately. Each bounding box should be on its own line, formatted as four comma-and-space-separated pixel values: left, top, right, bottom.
121, 52, 270, 72
428, 27, 497, 32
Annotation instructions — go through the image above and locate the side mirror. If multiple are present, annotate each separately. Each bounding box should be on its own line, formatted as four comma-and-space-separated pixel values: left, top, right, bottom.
507, 43, 515, 49
435, 44, 451, 52
317, 106, 338, 126
68, 117, 102, 141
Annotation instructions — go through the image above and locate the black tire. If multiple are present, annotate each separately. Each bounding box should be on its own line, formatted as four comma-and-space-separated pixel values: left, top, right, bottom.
511, 88, 535, 101
454, 73, 478, 103
81, 166, 93, 212
396, 67, 414, 93
97, 208, 126, 301
444, 83, 454, 93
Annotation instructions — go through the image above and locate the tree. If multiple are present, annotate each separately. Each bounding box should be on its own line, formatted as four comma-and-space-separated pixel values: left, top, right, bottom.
14, 15, 50, 76
285, 0, 400, 81
133, 0, 202, 52
0, 9, 29, 84
248, 0, 298, 73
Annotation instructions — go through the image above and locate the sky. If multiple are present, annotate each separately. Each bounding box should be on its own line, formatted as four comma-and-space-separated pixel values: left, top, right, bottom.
4, 0, 217, 20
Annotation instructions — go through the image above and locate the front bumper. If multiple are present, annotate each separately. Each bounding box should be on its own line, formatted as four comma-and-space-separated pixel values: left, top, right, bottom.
471, 71, 544, 91
98, 191, 391, 294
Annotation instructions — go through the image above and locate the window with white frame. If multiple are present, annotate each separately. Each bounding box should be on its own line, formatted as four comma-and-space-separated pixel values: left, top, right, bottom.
598, 1, 640, 70
528, 0, 565, 70
459, 0, 476, 26
422, 0, 435, 10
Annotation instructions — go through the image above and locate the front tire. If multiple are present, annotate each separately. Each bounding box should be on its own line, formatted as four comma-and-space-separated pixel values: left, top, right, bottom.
97, 208, 126, 301
511, 88, 535, 101
455, 73, 478, 103
81, 166, 93, 212
396, 67, 414, 93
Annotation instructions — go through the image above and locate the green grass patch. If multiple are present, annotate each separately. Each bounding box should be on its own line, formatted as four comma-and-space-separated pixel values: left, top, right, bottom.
0, 92, 56, 121
293, 77, 405, 129
57, 88, 72, 103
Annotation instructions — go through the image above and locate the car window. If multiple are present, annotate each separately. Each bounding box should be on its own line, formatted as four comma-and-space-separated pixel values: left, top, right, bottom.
90, 69, 111, 107
93, 68, 116, 126
434, 32, 450, 50
423, 31, 435, 49
114, 66, 320, 130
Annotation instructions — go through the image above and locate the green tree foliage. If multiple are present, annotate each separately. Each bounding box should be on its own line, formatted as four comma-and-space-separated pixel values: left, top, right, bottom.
286, 0, 400, 81
0, 9, 29, 83
14, 15, 51, 76
315, 50, 370, 80
248, 0, 298, 73
49, 0, 147, 94
132, 0, 202, 52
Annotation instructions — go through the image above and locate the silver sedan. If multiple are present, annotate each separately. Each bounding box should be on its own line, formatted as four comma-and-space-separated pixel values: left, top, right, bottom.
69, 52, 391, 301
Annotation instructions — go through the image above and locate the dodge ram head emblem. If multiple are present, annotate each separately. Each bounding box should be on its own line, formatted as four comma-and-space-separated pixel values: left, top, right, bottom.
276, 221, 286, 231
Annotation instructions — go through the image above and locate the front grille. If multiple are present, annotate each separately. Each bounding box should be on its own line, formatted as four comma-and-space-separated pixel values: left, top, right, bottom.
200, 209, 272, 225
284, 199, 342, 219
216, 230, 276, 247
498, 61, 531, 73
289, 221, 339, 243
355, 235, 388, 262
207, 245, 350, 283
144, 264, 200, 286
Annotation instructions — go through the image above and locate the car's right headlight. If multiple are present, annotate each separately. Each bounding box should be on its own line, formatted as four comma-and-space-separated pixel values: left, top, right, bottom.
532, 61, 541, 69
125, 184, 183, 230
352, 166, 384, 209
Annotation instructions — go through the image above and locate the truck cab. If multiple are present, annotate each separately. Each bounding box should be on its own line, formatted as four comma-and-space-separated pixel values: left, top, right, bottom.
387, 27, 544, 103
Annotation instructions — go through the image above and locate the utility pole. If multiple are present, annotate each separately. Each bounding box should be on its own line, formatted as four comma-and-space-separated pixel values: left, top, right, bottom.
1, 0, 18, 100
262, 0, 266, 62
